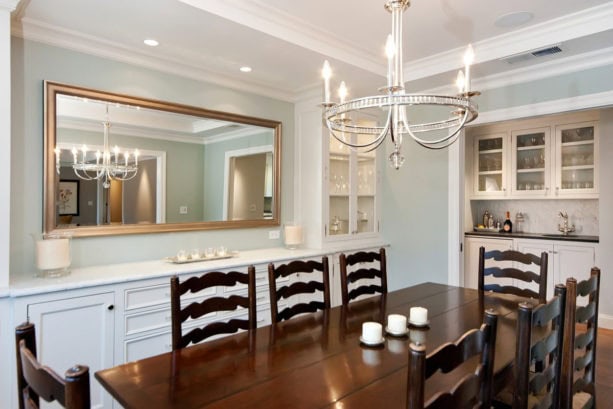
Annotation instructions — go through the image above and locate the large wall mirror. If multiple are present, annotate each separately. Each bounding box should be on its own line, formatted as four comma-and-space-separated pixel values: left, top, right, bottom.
44, 81, 281, 237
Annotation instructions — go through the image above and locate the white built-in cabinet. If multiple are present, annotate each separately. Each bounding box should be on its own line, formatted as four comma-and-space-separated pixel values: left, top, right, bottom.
13, 290, 115, 409
470, 115, 599, 199
464, 236, 597, 301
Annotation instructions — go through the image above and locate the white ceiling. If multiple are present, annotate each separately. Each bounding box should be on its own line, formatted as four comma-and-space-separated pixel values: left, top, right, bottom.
11, 0, 613, 101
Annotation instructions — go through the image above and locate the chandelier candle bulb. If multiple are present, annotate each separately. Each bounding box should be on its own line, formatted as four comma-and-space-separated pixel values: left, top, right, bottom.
71, 147, 78, 164
456, 70, 465, 94
362, 322, 383, 343
463, 44, 475, 92
134, 149, 139, 166
409, 306, 428, 325
385, 34, 395, 87
338, 81, 348, 104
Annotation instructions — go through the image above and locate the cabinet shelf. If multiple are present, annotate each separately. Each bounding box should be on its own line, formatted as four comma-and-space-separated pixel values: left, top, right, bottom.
561, 140, 594, 147
561, 165, 594, 171
517, 145, 545, 151
478, 170, 503, 175
479, 149, 503, 154
517, 168, 545, 173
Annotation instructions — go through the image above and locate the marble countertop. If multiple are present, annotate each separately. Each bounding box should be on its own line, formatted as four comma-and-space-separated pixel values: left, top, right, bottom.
465, 231, 599, 243
9, 242, 387, 298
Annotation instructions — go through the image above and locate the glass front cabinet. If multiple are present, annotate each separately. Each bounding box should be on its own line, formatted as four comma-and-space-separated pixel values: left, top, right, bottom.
554, 121, 598, 197
326, 134, 378, 240
473, 133, 509, 197
511, 127, 551, 196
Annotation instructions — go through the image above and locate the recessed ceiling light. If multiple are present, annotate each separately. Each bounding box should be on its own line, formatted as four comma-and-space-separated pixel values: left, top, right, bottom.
144, 39, 159, 47
239, 66, 252, 73
494, 11, 534, 28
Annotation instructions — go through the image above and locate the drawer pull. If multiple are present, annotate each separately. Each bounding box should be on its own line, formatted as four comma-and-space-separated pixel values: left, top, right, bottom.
107, 304, 114, 311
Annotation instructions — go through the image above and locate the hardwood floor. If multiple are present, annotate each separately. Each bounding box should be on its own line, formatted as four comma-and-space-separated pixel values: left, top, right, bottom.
596, 327, 613, 408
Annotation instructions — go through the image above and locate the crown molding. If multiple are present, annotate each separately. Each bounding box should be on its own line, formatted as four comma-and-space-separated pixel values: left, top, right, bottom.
423, 46, 613, 95
404, 2, 613, 82
0, 0, 19, 12
178, 0, 384, 76
12, 18, 296, 102
474, 89, 613, 125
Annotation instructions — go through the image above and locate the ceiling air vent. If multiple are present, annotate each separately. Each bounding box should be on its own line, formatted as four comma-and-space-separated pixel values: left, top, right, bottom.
531, 46, 562, 57
502, 44, 563, 65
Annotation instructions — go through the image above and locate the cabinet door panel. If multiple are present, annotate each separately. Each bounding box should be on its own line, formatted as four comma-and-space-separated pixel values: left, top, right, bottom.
515, 240, 554, 300
555, 244, 596, 306
464, 238, 513, 289
28, 293, 114, 409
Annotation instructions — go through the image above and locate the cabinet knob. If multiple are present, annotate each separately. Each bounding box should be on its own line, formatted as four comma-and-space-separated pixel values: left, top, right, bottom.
107, 304, 114, 311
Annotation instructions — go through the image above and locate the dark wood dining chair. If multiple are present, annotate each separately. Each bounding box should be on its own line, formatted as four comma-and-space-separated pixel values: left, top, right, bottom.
560, 267, 601, 409
15, 322, 90, 409
407, 309, 498, 409
478, 246, 548, 304
508, 284, 567, 409
170, 266, 256, 350
268, 257, 330, 323
339, 247, 387, 305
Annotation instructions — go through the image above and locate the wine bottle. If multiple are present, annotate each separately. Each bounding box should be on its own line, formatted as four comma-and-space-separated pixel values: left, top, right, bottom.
503, 211, 513, 233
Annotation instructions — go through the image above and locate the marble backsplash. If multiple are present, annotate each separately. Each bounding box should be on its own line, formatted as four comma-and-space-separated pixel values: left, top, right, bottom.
471, 199, 599, 236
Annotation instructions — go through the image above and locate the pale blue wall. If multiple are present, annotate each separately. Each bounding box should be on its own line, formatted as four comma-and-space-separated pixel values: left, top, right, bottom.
10, 38, 294, 274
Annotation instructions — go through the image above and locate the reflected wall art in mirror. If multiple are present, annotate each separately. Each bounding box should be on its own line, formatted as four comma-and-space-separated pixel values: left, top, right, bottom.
44, 81, 281, 237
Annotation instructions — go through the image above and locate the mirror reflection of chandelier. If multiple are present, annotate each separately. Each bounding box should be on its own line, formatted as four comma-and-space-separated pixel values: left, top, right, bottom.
55, 105, 140, 188
321, 0, 480, 169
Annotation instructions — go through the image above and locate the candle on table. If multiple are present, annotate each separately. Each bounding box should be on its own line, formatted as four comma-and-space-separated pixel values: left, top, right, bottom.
387, 314, 407, 333
362, 322, 383, 343
409, 306, 428, 324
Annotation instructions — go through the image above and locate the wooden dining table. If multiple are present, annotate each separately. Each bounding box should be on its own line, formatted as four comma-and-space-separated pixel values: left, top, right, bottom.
95, 283, 524, 409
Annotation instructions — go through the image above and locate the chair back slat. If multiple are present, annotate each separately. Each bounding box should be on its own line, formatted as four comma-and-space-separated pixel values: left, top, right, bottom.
15, 322, 90, 409
478, 247, 548, 304
268, 257, 330, 323
560, 267, 600, 409
170, 266, 256, 350
514, 284, 566, 409
407, 310, 498, 409
339, 248, 387, 305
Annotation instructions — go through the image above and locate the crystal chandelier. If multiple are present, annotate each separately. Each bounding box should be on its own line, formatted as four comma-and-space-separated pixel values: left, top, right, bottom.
55, 105, 140, 188
321, 0, 479, 169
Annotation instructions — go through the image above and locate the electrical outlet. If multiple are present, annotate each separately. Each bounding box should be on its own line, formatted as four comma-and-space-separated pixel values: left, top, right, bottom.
179, 206, 188, 214
268, 230, 280, 239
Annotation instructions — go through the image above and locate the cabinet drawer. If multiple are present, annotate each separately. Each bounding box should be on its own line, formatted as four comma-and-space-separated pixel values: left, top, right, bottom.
124, 330, 172, 362
125, 305, 218, 337
124, 282, 216, 311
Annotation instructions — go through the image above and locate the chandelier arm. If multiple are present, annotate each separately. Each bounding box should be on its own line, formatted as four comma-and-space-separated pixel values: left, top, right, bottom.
413, 130, 462, 150
325, 109, 392, 149
403, 108, 469, 145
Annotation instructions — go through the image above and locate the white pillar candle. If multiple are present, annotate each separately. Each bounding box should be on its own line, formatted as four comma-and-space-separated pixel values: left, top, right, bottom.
284, 225, 303, 249
409, 307, 428, 324
362, 322, 383, 343
387, 314, 407, 333
36, 239, 70, 270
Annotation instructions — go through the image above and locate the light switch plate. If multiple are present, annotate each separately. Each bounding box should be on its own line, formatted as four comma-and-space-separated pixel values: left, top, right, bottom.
179, 206, 188, 214
268, 230, 280, 239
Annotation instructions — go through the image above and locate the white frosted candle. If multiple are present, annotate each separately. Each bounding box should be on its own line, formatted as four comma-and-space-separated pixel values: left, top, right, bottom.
284, 225, 303, 248
362, 322, 383, 343
410, 307, 428, 324
36, 239, 70, 270
387, 314, 407, 333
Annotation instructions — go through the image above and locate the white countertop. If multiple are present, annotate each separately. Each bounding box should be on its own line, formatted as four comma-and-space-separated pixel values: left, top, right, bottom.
9, 243, 387, 298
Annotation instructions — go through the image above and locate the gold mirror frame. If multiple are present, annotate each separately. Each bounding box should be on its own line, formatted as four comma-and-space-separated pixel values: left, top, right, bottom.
44, 81, 281, 237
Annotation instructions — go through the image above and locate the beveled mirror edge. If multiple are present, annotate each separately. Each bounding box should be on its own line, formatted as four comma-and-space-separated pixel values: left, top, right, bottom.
43, 81, 282, 238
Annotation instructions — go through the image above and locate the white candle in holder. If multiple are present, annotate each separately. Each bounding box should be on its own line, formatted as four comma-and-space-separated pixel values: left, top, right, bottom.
409, 307, 428, 324
36, 238, 70, 270
387, 314, 407, 333
284, 225, 303, 249
362, 322, 383, 343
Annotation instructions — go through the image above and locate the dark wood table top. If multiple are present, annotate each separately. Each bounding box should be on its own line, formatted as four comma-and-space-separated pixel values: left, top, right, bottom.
95, 283, 522, 409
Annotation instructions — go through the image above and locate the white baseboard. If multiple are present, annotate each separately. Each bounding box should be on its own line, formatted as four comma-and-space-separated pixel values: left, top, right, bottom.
598, 313, 613, 329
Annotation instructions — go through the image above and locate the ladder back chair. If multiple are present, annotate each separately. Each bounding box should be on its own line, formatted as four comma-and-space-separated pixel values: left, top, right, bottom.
170, 266, 256, 350
268, 257, 330, 323
407, 309, 498, 409
15, 322, 90, 409
561, 267, 601, 409
339, 247, 388, 305
510, 284, 566, 409
478, 247, 548, 304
